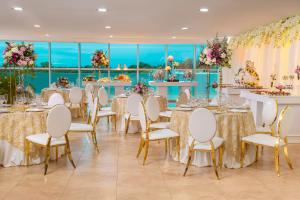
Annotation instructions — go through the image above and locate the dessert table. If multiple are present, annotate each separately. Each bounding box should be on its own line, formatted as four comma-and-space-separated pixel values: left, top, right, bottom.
111, 95, 167, 133
0, 105, 56, 167
169, 108, 256, 168
149, 81, 198, 97
83, 81, 132, 96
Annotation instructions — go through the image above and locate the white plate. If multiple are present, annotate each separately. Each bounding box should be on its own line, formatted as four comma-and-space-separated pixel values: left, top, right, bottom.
26, 108, 45, 112
1, 104, 11, 107
229, 109, 248, 113
42, 105, 53, 109
174, 107, 193, 111
0, 109, 9, 113
118, 94, 127, 98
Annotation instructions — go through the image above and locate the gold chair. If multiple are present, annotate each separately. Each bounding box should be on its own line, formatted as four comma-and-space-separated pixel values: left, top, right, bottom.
25, 105, 76, 175
136, 102, 180, 165
241, 106, 293, 176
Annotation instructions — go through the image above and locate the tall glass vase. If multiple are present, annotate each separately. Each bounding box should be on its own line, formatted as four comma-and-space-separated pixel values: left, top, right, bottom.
218, 67, 223, 108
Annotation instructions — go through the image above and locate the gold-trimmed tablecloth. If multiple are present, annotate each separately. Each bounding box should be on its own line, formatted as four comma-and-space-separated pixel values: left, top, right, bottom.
170, 109, 256, 168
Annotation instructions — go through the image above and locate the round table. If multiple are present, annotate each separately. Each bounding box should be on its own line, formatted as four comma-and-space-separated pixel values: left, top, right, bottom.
170, 108, 256, 168
0, 106, 48, 167
111, 95, 168, 132
41, 88, 85, 118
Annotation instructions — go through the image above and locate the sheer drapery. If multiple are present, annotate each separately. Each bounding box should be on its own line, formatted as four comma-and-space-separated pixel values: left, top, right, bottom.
226, 40, 300, 87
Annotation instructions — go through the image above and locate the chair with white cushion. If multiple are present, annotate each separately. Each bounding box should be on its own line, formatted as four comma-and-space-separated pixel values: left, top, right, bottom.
25, 105, 75, 175
124, 93, 143, 135
183, 108, 224, 180
145, 95, 170, 130
67, 87, 85, 120
184, 88, 191, 100
241, 106, 293, 176
256, 99, 278, 135
136, 102, 180, 165
48, 93, 65, 107
68, 97, 99, 152
97, 87, 117, 130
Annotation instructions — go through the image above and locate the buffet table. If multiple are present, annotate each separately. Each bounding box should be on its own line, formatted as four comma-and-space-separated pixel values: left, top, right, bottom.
83, 81, 132, 96
170, 108, 256, 168
240, 91, 300, 142
0, 106, 59, 167
149, 81, 198, 97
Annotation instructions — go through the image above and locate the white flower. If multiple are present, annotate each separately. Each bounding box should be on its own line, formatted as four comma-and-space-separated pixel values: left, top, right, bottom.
212, 58, 216, 63
203, 48, 208, 54
29, 60, 34, 65
12, 47, 18, 53
221, 53, 226, 58
5, 51, 12, 57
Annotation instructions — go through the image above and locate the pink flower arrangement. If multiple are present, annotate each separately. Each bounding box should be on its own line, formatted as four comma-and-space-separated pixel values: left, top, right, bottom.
212, 82, 219, 89
3, 42, 36, 68
132, 82, 149, 95
294, 65, 300, 80
167, 55, 174, 62
275, 84, 285, 91
199, 36, 232, 68
92, 50, 109, 68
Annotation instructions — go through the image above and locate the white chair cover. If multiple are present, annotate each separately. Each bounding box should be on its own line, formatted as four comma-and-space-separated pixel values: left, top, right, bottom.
127, 93, 143, 116
145, 95, 160, 122
98, 87, 109, 106
189, 108, 217, 143
48, 93, 65, 106
90, 97, 98, 125
69, 87, 82, 104
262, 98, 277, 126
138, 102, 147, 132
47, 105, 71, 138
176, 91, 189, 107
184, 88, 191, 100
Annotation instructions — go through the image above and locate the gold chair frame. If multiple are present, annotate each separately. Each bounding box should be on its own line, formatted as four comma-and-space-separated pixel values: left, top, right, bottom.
241, 106, 293, 176
136, 103, 180, 165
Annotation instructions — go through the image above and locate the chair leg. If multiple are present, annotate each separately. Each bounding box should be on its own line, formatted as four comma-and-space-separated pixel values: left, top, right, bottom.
176, 137, 180, 161
143, 141, 149, 165
219, 146, 223, 169
165, 139, 168, 156
211, 149, 220, 180
125, 117, 130, 135
240, 141, 246, 168
44, 145, 51, 175
274, 146, 280, 176
92, 131, 100, 153
183, 148, 193, 176
65, 135, 76, 169
55, 146, 59, 162
107, 116, 109, 125
283, 145, 293, 169
80, 105, 85, 121
136, 138, 145, 158
114, 115, 117, 131
25, 139, 30, 166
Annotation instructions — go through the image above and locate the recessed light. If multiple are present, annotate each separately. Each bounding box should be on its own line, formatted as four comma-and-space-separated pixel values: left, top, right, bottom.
13, 7, 23, 11
105, 26, 111, 29
200, 7, 208, 12
109, 35, 113, 38
171, 36, 176, 39
97, 8, 107, 12
34, 24, 41, 28
181, 27, 189, 30
45, 34, 50, 37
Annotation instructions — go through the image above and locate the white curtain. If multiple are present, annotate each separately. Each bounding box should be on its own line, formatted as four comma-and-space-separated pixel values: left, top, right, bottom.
228, 40, 300, 88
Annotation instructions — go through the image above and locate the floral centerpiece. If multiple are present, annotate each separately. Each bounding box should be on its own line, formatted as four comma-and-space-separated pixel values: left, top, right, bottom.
153, 69, 165, 81
132, 82, 149, 96
294, 65, 300, 80
183, 70, 193, 81
2, 42, 37, 103
199, 36, 232, 105
56, 77, 70, 88
91, 50, 109, 79
165, 55, 179, 82
114, 74, 131, 82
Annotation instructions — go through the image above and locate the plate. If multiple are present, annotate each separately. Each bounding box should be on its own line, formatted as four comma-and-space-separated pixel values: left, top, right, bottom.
174, 107, 193, 111
0, 104, 12, 107
118, 94, 127, 98
0, 109, 9, 113
42, 105, 53, 109
26, 108, 45, 112
229, 109, 248, 113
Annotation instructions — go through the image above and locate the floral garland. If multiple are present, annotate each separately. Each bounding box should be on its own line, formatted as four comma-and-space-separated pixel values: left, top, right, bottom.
230, 15, 300, 48
199, 36, 232, 68
91, 50, 109, 68
3, 42, 36, 68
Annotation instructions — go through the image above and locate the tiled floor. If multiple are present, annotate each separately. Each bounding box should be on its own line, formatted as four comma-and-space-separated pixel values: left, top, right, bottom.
1, 121, 300, 200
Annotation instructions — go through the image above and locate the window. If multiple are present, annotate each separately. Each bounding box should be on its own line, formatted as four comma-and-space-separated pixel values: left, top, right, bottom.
24, 70, 49, 94
51, 42, 78, 68
51, 70, 79, 86
110, 44, 137, 69
31, 42, 49, 68
0, 41, 6, 67
139, 44, 165, 69
196, 44, 207, 68
167, 44, 194, 69
80, 43, 108, 68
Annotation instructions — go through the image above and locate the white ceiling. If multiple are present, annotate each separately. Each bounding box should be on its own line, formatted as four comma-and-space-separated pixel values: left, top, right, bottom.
0, 0, 299, 43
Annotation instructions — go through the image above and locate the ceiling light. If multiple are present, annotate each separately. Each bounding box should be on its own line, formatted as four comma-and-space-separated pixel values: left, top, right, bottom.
97, 8, 107, 12
45, 34, 50, 37
105, 26, 111, 29
13, 7, 23, 11
181, 27, 188, 30
200, 8, 208, 12
34, 24, 41, 28
109, 35, 113, 38
171, 36, 176, 39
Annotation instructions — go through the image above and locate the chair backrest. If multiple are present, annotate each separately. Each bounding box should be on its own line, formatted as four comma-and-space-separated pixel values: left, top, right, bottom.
145, 95, 160, 122
98, 87, 109, 106
127, 93, 143, 116
69, 87, 82, 104
48, 93, 65, 106
262, 98, 278, 126
90, 97, 98, 126
85, 83, 94, 94
47, 105, 71, 138
176, 91, 189, 107
184, 88, 191, 100
138, 102, 148, 133
277, 106, 289, 138
189, 108, 217, 143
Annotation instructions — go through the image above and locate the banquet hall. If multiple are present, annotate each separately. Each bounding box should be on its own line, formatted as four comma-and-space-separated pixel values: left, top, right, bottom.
1, 0, 300, 199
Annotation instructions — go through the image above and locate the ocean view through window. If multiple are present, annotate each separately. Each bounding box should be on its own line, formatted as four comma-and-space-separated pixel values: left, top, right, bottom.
0, 41, 217, 100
